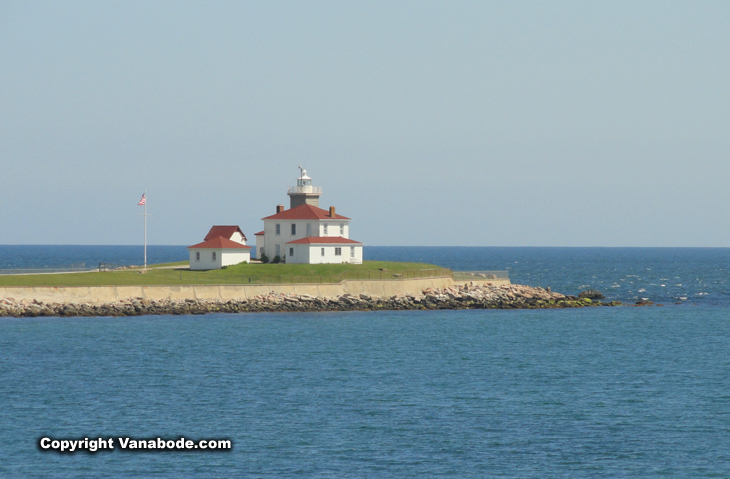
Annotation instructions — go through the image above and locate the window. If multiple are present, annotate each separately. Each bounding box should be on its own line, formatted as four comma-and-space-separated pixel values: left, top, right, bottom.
321, 248, 325, 256
275, 224, 281, 235
340, 224, 344, 235
306, 223, 312, 236
323, 224, 328, 235
335, 247, 342, 256
350, 247, 355, 258
195, 252, 200, 261
212, 252, 217, 261
275, 244, 281, 256
289, 248, 294, 257
291, 224, 296, 235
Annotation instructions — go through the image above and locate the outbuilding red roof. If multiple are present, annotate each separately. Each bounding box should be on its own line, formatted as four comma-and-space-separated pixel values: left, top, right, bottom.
254, 230, 265, 236
286, 236, 362, 245
204, 225, 247, 242
188, 236, 252, 249
262, 204, 350, 221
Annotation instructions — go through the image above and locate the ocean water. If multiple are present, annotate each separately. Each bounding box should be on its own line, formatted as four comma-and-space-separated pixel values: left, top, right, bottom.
1, 247, 729, 477
367, 246, 730, 306
0, 245, 188, 272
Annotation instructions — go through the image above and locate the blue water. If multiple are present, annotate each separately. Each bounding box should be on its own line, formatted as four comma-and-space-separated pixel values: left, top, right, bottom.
0, 245, 188, 271
367, 246, 730, 306
1, 247, 730, 477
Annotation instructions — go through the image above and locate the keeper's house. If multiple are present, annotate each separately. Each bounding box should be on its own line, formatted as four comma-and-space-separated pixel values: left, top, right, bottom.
188, 225, 252, 270
256, 169, 363, 264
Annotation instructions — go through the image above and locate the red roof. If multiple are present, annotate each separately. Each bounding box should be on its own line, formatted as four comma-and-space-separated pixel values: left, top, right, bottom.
262, 204, 350, 221
254, 230, 265, 236
286, 236, 362, 245
188, 236, 252, 249
204, 225, 247, 242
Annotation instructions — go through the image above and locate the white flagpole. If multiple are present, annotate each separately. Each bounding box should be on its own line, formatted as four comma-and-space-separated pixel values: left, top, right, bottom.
143, 189, 147, 269
138, 190, 150, 270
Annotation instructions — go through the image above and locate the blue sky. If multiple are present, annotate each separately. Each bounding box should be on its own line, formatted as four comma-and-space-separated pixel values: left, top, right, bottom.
1, 1, 729, 246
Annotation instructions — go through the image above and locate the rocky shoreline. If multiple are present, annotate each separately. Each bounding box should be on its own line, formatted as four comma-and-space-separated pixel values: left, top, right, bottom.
0, 283, 621, 318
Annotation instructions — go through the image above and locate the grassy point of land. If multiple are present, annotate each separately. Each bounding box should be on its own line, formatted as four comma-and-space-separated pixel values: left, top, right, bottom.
0, 261, 450, 287
132, 261, 189, 268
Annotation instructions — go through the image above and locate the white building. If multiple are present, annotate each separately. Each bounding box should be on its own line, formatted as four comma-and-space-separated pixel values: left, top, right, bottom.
188, 225, 251, 270
254, 230, 265, 258
287, 236, 363, 264
256, 168, 363, 264
203, 225, 247, 245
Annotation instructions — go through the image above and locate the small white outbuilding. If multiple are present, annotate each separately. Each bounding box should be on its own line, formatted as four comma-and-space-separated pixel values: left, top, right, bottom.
188, 236, 252, 270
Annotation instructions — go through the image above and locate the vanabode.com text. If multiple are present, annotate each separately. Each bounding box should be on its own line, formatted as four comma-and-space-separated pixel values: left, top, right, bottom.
39, 437, 231, 452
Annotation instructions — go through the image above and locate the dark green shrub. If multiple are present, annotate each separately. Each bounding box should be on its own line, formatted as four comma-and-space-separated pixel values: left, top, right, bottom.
260, 254, 269, 264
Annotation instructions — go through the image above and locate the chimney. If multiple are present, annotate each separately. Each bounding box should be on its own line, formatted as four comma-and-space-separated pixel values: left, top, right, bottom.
276, 204, 284, 214
329, 206, 335, 217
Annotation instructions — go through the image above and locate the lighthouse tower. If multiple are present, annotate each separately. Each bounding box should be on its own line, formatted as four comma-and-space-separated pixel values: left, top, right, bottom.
287, 166, 322, 208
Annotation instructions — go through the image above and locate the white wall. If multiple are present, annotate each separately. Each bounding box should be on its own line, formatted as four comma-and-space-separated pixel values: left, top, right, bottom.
319, 221, 349, 237
263, 219, 316, 261
263, 220, 284, 261
221, 250, 250, 267
189, 249, 250, 270
287, 243, 310, 264
190, 249, 218, 270
287, 243, 362, 264
263, 218, 353, 261
230, 231, 246, 245
348, 245, 363, 264
255, 235, 265, 259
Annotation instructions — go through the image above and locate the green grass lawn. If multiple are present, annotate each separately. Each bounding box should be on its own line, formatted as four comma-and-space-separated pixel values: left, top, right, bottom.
0, 261, 451, 287
127, 261, 188, 268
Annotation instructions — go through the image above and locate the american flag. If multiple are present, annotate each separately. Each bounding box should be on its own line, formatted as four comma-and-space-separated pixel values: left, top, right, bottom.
138, 193, 146, 206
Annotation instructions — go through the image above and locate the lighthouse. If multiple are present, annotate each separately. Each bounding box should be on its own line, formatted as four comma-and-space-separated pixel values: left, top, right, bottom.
256, 166, 364, 264
287, 166, 322, 208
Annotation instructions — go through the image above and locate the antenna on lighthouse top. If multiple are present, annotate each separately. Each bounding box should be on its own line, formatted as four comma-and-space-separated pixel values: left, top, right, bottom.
297, 165, 310, 181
